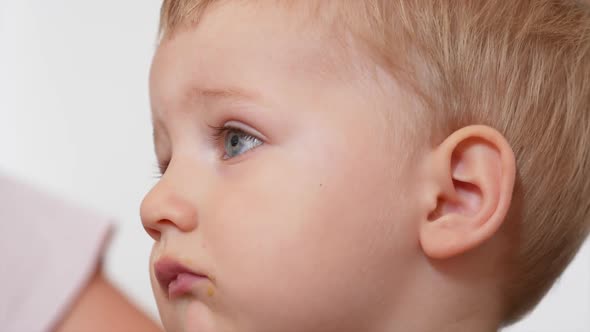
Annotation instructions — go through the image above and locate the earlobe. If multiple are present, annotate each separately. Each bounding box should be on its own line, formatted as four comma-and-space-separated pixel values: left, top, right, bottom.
420, 125, 516, 259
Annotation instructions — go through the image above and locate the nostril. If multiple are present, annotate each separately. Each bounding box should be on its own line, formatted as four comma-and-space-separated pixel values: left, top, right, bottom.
145, 227, 161, 241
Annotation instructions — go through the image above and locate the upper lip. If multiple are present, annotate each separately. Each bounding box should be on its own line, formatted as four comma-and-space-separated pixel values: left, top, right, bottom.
154, 257, 207, 296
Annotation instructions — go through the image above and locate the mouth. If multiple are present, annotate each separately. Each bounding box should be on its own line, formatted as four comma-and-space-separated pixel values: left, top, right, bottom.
154, 258, 209, 300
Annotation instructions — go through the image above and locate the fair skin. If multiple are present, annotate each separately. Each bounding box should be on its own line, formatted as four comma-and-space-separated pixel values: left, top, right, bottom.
142, 3, 515, 332
53, 269, 162, 332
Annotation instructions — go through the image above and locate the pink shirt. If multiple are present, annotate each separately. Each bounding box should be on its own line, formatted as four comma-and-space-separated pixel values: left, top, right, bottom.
0, 174, 112, 332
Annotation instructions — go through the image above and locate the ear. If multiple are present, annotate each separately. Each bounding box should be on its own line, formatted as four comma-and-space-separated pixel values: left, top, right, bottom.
420, 125, 516, 259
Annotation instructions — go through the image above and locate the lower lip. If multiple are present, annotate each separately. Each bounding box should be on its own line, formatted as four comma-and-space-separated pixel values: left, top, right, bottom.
168, 273, 207, 299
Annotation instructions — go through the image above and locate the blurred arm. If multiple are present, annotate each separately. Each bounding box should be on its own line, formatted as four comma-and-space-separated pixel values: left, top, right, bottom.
53, 269, 162, 332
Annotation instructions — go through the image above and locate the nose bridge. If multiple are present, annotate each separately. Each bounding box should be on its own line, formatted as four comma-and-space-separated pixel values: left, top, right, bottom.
140, 159, 203, 237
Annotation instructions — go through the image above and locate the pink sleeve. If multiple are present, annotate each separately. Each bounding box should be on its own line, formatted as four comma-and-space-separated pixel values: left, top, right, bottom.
0, 174, 113, 332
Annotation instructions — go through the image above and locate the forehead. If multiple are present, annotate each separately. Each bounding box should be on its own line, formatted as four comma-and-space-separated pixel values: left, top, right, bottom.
149, 2, 351, 114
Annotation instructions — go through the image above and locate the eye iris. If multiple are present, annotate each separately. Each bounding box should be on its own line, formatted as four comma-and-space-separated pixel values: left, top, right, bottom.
230, 134, 240, 147
222, 128, 263, 159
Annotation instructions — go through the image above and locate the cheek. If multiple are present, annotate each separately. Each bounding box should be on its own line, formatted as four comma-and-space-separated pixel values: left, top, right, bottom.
204, 154, 324, 273
203, 142, 418, 328
301, 150, 418, 277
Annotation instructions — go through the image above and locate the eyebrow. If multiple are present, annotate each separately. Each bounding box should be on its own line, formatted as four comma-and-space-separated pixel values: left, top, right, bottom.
187, 86, 264, 105
152, 86, 266, 145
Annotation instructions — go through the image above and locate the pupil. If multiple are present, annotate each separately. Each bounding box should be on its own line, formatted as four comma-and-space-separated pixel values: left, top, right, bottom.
230, 134, 239, 147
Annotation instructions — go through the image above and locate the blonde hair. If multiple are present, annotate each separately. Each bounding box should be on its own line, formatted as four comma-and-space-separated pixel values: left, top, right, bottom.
158, 0, 590, 324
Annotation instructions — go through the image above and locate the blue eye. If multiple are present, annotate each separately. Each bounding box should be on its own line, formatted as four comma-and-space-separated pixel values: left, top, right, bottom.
223, 128, 263, 159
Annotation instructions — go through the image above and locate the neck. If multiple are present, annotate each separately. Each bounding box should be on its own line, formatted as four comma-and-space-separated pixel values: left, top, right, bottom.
377, 301, 500, 332
432, 311, 499, 332
375, 254, 503, 332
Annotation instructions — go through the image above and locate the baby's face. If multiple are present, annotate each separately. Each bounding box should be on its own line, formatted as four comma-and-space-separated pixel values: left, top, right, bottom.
143, 3, 424, 332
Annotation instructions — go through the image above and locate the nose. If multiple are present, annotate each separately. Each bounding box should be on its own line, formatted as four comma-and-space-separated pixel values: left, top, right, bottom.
140, 171, 199, 241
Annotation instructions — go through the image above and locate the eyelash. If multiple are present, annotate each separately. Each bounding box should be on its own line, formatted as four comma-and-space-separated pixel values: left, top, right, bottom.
153, 124, 261, 177
208, 124, 231, 144
154, 161, 170, 179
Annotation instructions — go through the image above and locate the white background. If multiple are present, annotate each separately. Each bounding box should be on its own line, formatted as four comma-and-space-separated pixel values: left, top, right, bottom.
1, 1, 588, 331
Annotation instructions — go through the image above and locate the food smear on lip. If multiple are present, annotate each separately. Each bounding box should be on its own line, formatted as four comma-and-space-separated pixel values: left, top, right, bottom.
179, 256, 194, 266
207, 286, 215, 297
